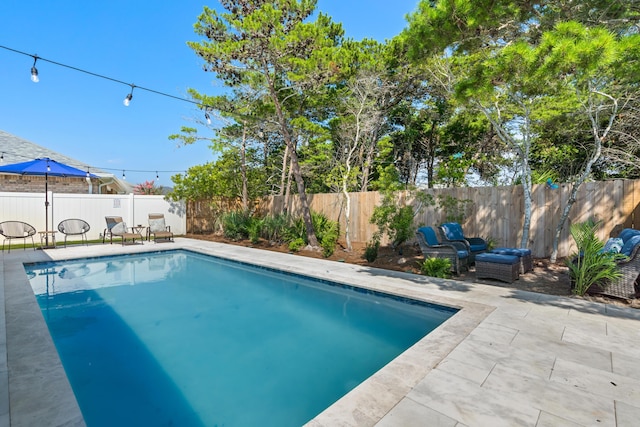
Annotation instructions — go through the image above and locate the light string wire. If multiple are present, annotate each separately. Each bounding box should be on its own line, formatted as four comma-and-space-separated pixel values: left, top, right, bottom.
0, 44, 213, 179
0, 150, 187, 176
0, 45, 211, 109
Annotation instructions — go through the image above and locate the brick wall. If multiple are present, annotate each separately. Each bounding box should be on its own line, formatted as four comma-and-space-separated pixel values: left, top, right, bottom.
0, 175, 99, 194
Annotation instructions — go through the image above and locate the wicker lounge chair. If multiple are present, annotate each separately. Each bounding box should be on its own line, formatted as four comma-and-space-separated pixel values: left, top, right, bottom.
148, 213, 174, 243
439, 222, 488, 263
0, 221, 36, 252
416, 226, 470, 275
601, 229, 640, 299
57, 219, 90, 247
103, 216, 143, 246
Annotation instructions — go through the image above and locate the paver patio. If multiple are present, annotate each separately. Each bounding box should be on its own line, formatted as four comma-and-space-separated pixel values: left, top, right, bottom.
1, 238, 639, 426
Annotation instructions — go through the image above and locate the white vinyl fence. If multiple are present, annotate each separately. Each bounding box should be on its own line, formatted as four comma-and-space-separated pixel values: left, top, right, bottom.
0, 191, 186, 247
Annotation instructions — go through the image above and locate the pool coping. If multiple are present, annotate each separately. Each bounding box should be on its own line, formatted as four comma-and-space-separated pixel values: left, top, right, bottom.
3, 238, 640, 426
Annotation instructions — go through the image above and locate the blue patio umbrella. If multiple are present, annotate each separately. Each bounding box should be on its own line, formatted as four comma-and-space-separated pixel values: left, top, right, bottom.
0, 158, 96, 246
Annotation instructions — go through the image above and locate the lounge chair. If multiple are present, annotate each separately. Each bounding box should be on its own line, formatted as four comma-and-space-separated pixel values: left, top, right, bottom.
0, 221, 36, 252
439, 222, 488, 263
148, 213, 174, 242
416, 226, 470, 275
57, 219, 90, 247
103, 216, 143, 246
600, 228, 640, 299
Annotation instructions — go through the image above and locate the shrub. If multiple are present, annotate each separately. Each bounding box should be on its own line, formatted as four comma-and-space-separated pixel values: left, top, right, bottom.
221, 210, 252, 240
247, 217, 263, 244
288, 238, 305, 252
283, 211, 340, 257
419, 257, 452, 279
566, 219, 622, 296
260, 213, 291, 244
363, 239, 380, 262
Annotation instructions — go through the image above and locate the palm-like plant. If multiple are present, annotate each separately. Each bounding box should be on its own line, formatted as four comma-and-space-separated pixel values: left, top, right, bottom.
566, 219, 622, 296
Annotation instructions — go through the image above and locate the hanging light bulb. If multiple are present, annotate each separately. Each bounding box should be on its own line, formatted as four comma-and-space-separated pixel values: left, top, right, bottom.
0, 152, 4, 162
205, 112, 211, 125
156, 171, 159, 181
122, 170, 126, 180
30, 56, 39, 83
86, 168, 90, 177
46, 159, 51, 172
123, 84, 135, 106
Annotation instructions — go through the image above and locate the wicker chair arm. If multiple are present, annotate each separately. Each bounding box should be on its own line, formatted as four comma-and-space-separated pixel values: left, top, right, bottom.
467, 236, 487, 246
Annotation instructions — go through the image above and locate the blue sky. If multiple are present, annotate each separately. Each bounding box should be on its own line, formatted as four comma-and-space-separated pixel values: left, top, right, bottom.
1, 0, 419, 185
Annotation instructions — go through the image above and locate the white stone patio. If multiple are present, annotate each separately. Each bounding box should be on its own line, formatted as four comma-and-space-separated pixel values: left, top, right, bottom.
1, 238, 639, 426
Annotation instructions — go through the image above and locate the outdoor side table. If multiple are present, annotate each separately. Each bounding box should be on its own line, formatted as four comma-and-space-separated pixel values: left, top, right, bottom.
131, 225, 147, 240
38, 230, 57, 249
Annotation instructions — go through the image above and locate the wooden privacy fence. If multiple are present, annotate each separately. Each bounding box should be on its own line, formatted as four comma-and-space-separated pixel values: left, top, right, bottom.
187, 179, 640, 259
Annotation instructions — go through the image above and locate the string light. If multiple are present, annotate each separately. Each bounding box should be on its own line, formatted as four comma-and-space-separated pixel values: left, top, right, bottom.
46, 159, 51, 172
122, 170, 126, 180
0, 152, 4, 162
205, 111, 211, 125
156, 171, 159, 181
123, 85, 134, 107
1, 45, 213, 112
30, 55, 39, 83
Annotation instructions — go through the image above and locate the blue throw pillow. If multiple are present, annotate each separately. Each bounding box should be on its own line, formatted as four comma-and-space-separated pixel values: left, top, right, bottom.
620, 235, 640, 256
603, 237, 623, 254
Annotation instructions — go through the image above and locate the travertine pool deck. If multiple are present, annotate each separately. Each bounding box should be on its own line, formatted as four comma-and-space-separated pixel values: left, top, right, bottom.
1, 238, 639, 426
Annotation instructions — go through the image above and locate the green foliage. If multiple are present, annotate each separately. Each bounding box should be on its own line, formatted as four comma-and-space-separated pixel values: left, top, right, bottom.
288, 238, 305, 252
481, 235, 498, 251
247, 217, 263, 244
566, 219, 623, 296
283, 211, 340, 257
221, 210, 252, 240
419, 257, 452, 279
363, 239, 380, 262
436, 154, 474, 187
370, 182, 435, 252
437, 195, 474, 224
260, 214, 292, 244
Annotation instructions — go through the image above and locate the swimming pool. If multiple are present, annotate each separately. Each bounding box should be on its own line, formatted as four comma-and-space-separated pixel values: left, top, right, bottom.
25, 249, 456, 426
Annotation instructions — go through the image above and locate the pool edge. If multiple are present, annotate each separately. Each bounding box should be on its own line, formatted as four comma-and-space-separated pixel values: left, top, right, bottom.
2, 239, 493, 427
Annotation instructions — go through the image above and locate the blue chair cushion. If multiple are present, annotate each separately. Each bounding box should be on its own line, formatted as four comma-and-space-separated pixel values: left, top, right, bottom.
620, 235, 640, 256
417, 227, 439, 246
457, 250, 469, 259
618, 228, 640, 244
441, 223, 465, 241
476, 253, 519, 265
491, 247, 532, 257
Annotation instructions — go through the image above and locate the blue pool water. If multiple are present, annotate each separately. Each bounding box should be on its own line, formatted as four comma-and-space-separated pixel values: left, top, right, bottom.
25, 250, 456, 427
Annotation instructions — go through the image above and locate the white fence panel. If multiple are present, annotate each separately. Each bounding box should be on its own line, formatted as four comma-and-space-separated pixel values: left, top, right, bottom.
0, 192, 186, 246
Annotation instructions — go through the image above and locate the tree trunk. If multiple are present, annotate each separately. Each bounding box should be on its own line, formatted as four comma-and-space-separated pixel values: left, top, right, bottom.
265, 68, 318, 247
241, 120, 248, 213
550, 91, 616, 262
279, 143, 289, 197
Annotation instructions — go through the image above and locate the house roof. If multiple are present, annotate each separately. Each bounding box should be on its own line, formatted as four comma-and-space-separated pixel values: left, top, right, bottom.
0, 129, 133, 193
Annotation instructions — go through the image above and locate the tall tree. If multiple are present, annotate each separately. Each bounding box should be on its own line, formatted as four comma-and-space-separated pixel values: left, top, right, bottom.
188, 0, 343, 248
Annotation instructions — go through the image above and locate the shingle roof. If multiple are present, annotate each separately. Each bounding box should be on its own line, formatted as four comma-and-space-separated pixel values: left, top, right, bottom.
0, 129, 133, 193
0, 129, 95, 170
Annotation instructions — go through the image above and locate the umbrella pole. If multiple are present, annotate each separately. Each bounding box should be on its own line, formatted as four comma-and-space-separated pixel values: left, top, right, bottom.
45, 173, 49, 247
